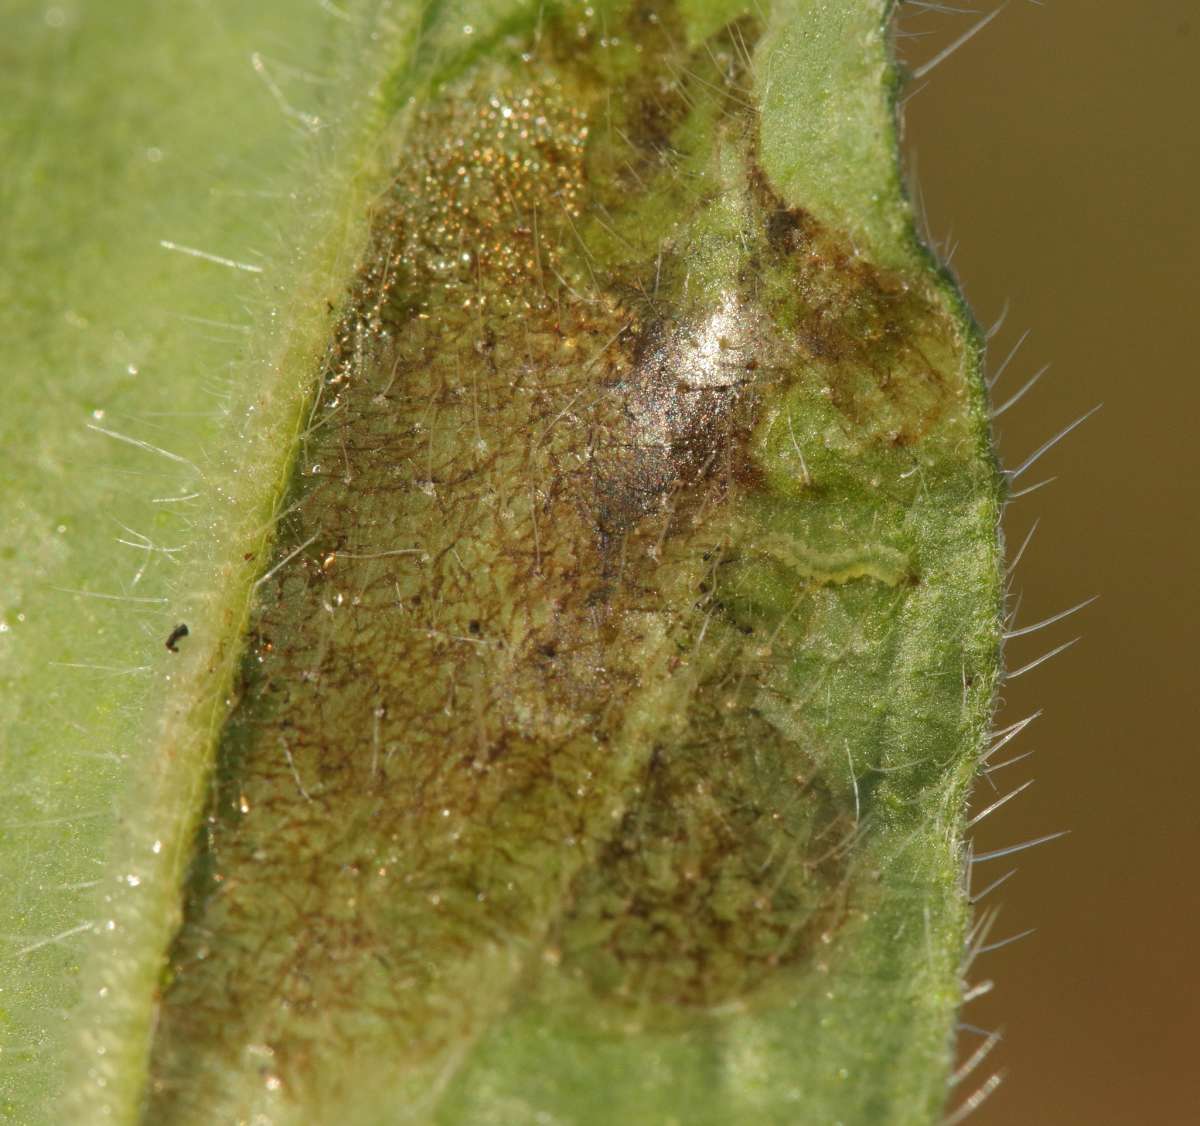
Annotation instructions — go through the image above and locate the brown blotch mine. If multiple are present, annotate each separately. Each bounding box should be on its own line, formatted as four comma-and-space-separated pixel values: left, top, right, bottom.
144, 3, 963, 1117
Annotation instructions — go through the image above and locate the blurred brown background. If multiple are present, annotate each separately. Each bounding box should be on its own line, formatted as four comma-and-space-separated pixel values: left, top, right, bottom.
898, 2, 1199, 1123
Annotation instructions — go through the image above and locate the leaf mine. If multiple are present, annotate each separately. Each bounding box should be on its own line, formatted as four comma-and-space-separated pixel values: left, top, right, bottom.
132, 3, 1003, 1123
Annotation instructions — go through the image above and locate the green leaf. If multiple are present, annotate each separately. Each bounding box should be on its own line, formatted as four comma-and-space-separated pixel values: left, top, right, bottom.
1, 1, 1003, 1123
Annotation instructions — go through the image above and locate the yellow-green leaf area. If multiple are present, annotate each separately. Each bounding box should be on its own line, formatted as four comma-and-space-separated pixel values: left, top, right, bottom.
757, 0, 914, 270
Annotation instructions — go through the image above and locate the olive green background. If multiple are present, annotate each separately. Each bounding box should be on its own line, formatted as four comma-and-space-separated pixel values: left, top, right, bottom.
902, 3, 1198, 1123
